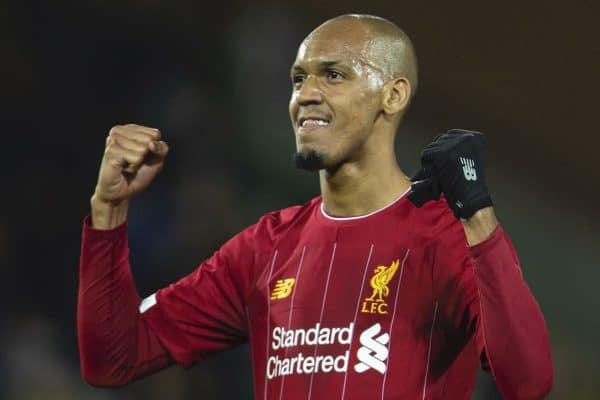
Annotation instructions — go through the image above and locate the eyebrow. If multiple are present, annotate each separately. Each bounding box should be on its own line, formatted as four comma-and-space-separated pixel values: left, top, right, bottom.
291, 60, 344, 72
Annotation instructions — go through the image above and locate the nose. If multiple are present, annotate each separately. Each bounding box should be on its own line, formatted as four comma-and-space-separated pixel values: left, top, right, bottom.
295, 76, 323, 106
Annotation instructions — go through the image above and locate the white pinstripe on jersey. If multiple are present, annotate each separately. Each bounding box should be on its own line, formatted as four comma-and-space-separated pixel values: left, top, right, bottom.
278, 246, 307, 400
306, 242, 337, 400
381, 249, 410, 400
264, 250, 279, 400
422, 302, 439, 400
340, 244, 374, 400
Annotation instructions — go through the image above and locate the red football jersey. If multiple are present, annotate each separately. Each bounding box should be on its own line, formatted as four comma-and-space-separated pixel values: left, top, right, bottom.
140, 189, 496, 399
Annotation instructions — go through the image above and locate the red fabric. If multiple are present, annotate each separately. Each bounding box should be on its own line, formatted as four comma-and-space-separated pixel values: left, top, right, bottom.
77, 193, 552, 399
470, 226, 553, 399
431, 218, 553, 399
77, 216, 172, 387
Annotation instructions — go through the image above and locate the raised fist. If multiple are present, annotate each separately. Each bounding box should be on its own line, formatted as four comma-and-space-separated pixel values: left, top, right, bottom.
93, 123, 169, 207
408, 129, 493, 219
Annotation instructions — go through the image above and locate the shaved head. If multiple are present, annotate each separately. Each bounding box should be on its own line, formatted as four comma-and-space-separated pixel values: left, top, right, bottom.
305, 14, 418, 99
290, 14, 419, 172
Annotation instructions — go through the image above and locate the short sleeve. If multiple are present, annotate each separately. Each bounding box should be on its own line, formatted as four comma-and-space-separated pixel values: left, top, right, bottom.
140, 223, 260, 368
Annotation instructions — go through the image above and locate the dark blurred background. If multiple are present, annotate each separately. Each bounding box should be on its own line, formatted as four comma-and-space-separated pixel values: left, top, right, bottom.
2, 0, 599, 399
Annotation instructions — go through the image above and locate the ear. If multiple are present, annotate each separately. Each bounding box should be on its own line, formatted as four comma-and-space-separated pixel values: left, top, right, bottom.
382, 76, 411, 115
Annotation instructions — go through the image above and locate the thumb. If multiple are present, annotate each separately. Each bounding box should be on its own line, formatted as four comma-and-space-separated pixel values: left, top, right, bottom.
408, 177, 441, 207
410, 166, 430, 182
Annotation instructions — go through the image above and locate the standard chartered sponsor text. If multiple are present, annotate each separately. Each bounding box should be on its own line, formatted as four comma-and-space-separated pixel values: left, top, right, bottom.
267, 351, 350, 379
267, 322, 354, 379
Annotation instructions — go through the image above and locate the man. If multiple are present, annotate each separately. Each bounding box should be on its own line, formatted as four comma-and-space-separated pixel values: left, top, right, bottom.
78, 14, 553, 399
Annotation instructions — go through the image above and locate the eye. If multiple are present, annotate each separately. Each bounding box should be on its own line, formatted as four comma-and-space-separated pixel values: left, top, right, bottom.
327, 70, 344, 81
292, 74, 306, 87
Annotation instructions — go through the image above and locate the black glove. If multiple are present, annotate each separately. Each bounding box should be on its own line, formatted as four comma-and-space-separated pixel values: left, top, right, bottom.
408, 129, 493, 219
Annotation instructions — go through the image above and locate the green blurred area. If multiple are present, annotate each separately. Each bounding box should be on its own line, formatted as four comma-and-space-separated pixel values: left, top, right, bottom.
2, 1, 599, 399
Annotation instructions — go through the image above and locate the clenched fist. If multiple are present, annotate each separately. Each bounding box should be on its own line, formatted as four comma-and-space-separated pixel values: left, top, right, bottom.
91, 124, 169, 229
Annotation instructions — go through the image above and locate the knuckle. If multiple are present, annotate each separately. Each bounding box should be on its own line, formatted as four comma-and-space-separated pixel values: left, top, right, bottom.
106, 154, 120, 166
105, 151, 118, 163
130, 152, 144, 164
105, 141, 120, 154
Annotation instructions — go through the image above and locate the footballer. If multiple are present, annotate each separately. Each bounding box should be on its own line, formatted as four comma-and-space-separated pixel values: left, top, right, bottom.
78, 14, 553, 399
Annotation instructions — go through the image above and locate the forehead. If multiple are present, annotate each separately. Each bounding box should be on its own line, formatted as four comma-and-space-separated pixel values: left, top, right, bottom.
293, 27, 373, 67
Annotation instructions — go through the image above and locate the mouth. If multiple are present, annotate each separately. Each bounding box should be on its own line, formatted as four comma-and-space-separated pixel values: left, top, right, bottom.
297, 116, 331, 134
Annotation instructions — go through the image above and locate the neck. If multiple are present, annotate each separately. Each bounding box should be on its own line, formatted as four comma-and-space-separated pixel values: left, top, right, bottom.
318, 134, 411, 218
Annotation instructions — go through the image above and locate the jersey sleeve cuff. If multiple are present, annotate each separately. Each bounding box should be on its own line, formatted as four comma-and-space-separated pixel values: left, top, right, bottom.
82, 214, 128, 238
468, 224, 504, 259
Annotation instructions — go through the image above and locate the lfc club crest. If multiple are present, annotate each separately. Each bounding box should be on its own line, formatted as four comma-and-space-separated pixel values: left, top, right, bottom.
361, 259, 400, 315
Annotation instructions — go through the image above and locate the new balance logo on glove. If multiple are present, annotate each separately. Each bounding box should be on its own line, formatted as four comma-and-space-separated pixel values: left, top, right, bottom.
460, 157, 477, 181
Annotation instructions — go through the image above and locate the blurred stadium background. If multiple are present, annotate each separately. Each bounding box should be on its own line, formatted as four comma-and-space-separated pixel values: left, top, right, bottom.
3, 0, 599, 398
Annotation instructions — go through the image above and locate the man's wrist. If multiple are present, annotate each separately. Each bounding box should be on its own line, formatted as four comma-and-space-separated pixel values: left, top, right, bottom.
90, 195, 129, 230
461, 206, 499, 246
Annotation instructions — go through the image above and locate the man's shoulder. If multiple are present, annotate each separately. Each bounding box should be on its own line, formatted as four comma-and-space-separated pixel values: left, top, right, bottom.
265, 197, 319, 221
406, 194, 464, 242
250, 195, 321, 242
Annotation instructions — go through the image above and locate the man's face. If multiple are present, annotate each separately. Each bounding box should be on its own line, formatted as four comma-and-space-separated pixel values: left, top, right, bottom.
289, 27, 385, 171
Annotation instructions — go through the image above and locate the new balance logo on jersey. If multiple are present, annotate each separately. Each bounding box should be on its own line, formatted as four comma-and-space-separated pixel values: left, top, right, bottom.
460, 157, 477, 181
354, 323, 390, 374
271, 278, 295, 300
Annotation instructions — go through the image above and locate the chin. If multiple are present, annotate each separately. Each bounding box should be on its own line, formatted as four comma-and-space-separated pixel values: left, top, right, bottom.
293, 147, 345, 173
293, 148, 328, 171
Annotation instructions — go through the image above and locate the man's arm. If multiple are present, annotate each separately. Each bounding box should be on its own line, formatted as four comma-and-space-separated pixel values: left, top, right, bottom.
464, 208, 553, 399
79, 204, 258, 385
78, 216, 173, 387
78, 124, 174, 386
411, 129, 553, 398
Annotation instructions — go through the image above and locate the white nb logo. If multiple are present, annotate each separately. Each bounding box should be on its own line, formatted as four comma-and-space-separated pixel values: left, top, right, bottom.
460, 157, 477, 181
354, 323, 390, 374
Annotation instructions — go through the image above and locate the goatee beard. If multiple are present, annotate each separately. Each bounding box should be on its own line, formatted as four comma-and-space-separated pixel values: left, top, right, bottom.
293, 150, 327, 171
